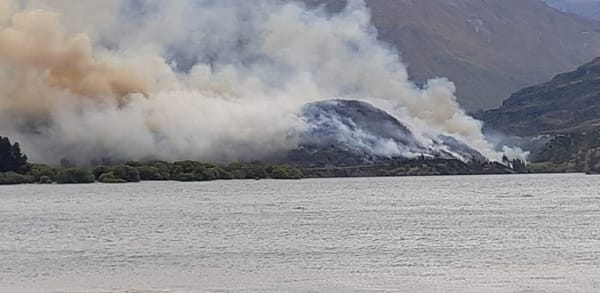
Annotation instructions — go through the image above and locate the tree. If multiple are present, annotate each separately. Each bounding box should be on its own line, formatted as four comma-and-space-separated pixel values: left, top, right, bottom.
0, 136, 28, 173
511, 159, 528, 173
502, 155, 510, 166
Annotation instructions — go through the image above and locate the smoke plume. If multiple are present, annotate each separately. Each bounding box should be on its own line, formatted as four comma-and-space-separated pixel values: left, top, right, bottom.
0, 0, 502, 164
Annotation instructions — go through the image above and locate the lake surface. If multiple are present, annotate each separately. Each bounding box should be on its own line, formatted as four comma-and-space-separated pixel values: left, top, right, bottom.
1, 174, 599, 292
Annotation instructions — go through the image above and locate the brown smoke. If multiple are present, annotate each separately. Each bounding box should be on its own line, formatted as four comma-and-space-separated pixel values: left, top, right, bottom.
0, 10, 148, 116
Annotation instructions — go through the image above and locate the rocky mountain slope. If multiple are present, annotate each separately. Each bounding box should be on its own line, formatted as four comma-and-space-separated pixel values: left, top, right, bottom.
481, 56, 600, 174
482, 57, 600, 137
302, 0, 600, 111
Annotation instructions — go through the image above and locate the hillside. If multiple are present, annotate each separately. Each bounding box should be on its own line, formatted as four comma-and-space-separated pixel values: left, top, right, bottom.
481, 56, 600, 173
483, 57, 600, 137
303, 0, 600, 111
285, 99, 515, 175
290, 99, 485, 168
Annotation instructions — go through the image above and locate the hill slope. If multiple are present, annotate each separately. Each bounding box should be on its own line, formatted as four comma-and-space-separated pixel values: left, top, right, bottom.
303, 0, 600, 111
289, 99, 485, 167
483, 57, 600, 136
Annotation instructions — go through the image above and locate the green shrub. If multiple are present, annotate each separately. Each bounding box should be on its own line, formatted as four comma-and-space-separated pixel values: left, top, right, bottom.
171, 161, 219, 181
215, 167, 233, 180
245, 164, 268, 179
202, 167, 219, 180
55, 168, 95, 184
231, 169, 247, 179
111, 165, 141, 182
98, 172, 128, 184
137, 166, 164, 180
151, 162, 172, 180
93, 166, 112, 179
527, 162, 575, 173
172, 161, 202, 174
226, 163, 268, 179
29, 164, 56, 182
269, 165, 304, 179
39, 175, 53, 184
173, 173, 200, 182
0, 172, 24, 185
21, 175, 36, 184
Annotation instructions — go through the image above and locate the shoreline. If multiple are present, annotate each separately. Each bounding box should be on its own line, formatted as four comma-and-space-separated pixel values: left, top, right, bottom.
0, 170, 592, 187
2, 156, 591, 186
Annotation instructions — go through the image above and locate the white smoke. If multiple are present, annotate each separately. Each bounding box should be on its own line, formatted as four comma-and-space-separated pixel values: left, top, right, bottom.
0, 0, 501, 165
502, 146, 530, 162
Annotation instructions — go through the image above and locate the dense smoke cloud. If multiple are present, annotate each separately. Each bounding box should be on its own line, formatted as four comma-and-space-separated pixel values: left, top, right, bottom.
0, 10, 149, 111
0, 0, 502, 164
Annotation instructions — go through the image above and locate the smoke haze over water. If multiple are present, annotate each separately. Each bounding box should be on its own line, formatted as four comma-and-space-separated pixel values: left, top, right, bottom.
0, 0, 502, 164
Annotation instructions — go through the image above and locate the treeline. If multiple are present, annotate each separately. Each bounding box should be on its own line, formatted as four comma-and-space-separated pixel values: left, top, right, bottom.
304, 158, 518, 178
93, 161, 304, 183
0, 161, 304, 185
0, 136, 303, 185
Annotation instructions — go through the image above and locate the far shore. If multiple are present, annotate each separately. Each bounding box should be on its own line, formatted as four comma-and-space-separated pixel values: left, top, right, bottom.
1, 160, 593, 187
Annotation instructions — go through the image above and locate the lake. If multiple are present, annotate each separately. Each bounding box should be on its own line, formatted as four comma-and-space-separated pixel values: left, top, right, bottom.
1, 174, 599, 292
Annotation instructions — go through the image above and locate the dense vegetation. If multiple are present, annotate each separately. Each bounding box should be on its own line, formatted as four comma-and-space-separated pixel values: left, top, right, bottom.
0, 161, 306, 185
303, 157, 520, 178
5, 133, 598, 186
527, 131, 600, 174
0, 137, 305, 185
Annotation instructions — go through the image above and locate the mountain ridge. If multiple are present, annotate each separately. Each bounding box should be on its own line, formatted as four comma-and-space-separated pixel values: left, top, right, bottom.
302, 0, 600, 111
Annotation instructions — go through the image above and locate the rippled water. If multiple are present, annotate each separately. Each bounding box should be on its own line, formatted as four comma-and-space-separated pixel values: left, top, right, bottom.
1, 174, 600, 292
